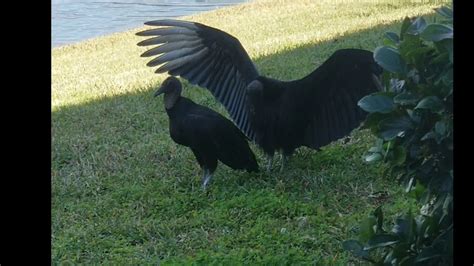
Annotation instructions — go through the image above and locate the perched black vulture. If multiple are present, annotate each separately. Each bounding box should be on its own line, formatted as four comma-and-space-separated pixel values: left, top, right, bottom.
137, 20, 383, 171
154, 76, 259, 189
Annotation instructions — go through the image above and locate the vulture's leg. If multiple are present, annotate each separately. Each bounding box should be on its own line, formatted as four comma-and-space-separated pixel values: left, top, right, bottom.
201, 169, 213, 190
280, 150, 294, 172
266, 154, 274, 172
280, 154, 288, 173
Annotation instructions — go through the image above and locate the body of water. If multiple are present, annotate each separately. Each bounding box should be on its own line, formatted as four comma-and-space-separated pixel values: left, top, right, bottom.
52, 0, 248, 47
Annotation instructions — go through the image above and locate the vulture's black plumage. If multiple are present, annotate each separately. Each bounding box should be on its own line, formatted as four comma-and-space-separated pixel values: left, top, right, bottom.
155, 76, 258, 188
137, 20, 383, 170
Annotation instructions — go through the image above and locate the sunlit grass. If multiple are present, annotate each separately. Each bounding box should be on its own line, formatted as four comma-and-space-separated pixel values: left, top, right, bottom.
52, 0, 448, 264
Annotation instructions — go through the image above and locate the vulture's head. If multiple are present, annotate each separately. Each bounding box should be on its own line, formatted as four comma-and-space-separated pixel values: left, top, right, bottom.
246, 80, 264, 101
246, 80, 263, 95
245, 79, 264, 115
155, 76, 182, 109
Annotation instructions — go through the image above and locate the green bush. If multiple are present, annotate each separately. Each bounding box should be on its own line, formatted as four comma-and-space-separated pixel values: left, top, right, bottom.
343, 6, 452, 265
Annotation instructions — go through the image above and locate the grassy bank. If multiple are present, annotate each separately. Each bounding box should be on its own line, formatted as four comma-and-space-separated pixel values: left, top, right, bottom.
52, 0, 448, 264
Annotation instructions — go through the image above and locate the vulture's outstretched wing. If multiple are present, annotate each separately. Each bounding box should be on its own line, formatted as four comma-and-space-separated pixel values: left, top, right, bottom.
301, 49, 382, 149
137, 19, 259, 140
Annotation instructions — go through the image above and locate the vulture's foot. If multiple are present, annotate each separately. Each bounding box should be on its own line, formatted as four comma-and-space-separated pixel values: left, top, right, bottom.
280, 154, 289, 173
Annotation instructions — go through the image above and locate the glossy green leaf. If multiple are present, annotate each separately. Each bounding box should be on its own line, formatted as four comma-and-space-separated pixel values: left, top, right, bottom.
420, 24, 453, 42
385, 32, 400, 45
379, 116, 414, 140
421, 131, 435, 141
368, 145, 383, 153
358, 94, 395, 114
374, 46, 407, 74
342, 240, 369, 259
365, 234, 399, 250
406, 109, 421, 124
365, 153, 382, 163
362, 112, 392, 129
415, 96, 444, 112
406, 17, 427, 35
394, 92, 420, 105
435, 6, 452, 19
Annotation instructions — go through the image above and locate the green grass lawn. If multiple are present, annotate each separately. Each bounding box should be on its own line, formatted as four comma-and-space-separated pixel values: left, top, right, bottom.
52, 0, 449, 264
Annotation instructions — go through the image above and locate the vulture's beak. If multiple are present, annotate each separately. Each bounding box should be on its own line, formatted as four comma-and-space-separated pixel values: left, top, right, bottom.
154, 86, 165, 97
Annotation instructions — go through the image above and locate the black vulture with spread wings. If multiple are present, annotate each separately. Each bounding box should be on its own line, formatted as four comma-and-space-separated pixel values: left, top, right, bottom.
137, 20, 382, 171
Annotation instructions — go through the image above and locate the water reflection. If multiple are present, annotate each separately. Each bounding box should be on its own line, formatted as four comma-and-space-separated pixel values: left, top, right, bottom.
52, 0, 248, 47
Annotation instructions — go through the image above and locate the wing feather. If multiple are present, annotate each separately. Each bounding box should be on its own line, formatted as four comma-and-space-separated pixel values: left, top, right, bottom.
137, 19, 259, 139
302, 49, 381, 148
